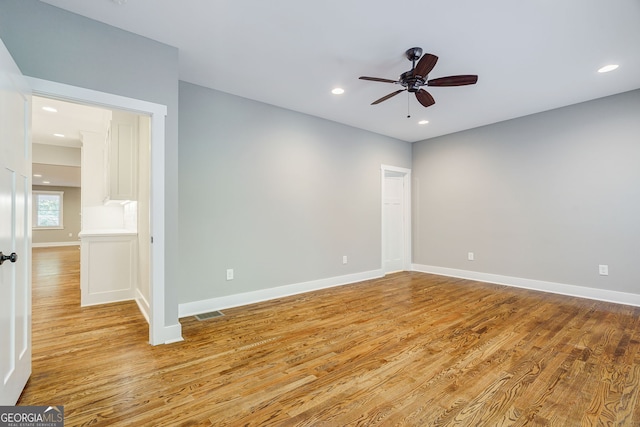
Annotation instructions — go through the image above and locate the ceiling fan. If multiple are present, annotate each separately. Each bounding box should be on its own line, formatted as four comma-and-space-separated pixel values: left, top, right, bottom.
359, 47, 478, 108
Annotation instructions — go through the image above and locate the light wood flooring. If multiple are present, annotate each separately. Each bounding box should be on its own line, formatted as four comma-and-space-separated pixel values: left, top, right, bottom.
19, 246, 640, 426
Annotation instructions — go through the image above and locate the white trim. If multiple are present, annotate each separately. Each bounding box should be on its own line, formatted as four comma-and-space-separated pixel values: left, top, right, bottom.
381, 165, 412, 274
179, 269, 384, 318
161, 324, 184, 344
81, 293, 136, 307
25, 76, 176, 345
135, 288, 150, 324
412, 263, 640, 307
32, 241, 79, 248
26, 78, 166, 116
381, 165, 412, 174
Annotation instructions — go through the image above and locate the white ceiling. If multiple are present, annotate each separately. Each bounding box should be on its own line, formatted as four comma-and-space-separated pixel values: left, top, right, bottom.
32, 96, 111, 148
32, 96, 111, 187
38, 0, 640, 143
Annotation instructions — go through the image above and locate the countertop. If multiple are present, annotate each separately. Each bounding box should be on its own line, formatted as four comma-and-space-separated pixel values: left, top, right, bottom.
78, 229, 138, 237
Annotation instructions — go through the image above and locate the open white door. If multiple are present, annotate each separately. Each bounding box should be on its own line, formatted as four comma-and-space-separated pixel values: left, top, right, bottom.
0, 38, 32, 405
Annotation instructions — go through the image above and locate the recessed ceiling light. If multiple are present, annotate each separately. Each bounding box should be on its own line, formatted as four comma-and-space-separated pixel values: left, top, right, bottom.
42, 181, 50, 184
331, 88, 345, 95
418, 120, 429, 125
33, 174, 42, 178
598, 64, 619, 73
53, 133, 65, 138
42, 106, 57, 113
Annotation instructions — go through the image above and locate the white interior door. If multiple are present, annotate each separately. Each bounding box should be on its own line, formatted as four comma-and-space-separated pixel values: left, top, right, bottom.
383, 175, 404, 273
0, 38, 32, 405
382, 166, 411, 274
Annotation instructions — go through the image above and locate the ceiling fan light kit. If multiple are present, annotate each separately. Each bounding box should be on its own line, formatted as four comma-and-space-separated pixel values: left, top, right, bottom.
359, 47, 478, 110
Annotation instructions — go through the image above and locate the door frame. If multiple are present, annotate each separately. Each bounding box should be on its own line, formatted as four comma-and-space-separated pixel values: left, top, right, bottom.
381, 164, 412, 273
26, 77, 170, 345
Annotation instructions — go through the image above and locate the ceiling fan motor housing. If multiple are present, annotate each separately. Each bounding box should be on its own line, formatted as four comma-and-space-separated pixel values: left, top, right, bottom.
400, 70, 425, 92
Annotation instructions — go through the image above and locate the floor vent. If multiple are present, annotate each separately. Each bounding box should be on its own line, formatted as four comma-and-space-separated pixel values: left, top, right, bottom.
195, 310, 224, 321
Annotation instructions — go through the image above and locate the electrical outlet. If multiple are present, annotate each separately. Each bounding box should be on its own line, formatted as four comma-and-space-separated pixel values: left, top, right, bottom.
226, 269, 234, 280
343, 255, 348, 264
598, 265, 609, 276
468, 252, 475, 261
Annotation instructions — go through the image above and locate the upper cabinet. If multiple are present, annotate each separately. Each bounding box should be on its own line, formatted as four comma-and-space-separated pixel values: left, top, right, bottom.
106, 110, 138, 202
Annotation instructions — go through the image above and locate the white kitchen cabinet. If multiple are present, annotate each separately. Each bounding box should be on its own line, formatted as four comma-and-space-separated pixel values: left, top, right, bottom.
79, 230, 137, 306
105, 110, 138, 202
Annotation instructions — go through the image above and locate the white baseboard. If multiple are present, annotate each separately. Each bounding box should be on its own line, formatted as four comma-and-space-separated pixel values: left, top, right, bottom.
33, 241, 80, 248
179, 269, 384, 318
412, 264, 640, 307
80, 290, 136, 307
161, 324, 184, 344
135, 289, 150, 324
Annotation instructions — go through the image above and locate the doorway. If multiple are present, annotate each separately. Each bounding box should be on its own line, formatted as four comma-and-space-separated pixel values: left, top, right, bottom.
27, 76, 170, 345
381, 165, 411, 274
32, 96, 151, 309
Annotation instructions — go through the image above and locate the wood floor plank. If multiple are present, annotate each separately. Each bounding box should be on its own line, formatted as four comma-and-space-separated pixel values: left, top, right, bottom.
17, 247, 640, 426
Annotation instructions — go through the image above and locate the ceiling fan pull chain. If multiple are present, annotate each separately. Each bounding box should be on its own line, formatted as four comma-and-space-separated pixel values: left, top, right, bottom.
407, 91, 411, 118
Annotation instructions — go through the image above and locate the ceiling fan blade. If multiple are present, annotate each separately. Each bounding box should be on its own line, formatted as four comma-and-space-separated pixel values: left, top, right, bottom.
413, 53, 438, 78
359, 76, 398, 84
371, 89, 405, 105
427, 75, 478, 87
415, 89, 435, 108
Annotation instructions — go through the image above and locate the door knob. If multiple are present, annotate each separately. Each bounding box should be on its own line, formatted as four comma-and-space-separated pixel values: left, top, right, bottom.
0, 251, 18, 265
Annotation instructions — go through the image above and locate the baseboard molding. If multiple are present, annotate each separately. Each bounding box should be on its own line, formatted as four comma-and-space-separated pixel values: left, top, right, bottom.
135, 289, 150, 324
412, 264, 640, 307
80, 291, 136, 307
161, 324, 184, 344
179, 269, 384, 318
33, 241, 80, 248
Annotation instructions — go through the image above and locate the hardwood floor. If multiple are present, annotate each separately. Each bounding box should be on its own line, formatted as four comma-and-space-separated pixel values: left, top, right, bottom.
19, 247, 640, 426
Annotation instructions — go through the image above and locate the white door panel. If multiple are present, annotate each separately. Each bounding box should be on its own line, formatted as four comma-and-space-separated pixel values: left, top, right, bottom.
0, 37, 32, 406
0, 168, 15, 390
383, 176, 404, 273
382, 167, 411, 275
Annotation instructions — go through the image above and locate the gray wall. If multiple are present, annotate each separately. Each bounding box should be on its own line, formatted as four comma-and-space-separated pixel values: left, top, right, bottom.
412, 89, 640, 293
32, 185, 81, 245
0, 0, 180, 325
178, 82, 411, 303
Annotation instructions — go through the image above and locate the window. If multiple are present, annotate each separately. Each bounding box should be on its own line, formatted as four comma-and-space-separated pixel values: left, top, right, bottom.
33, 191, 64, 229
